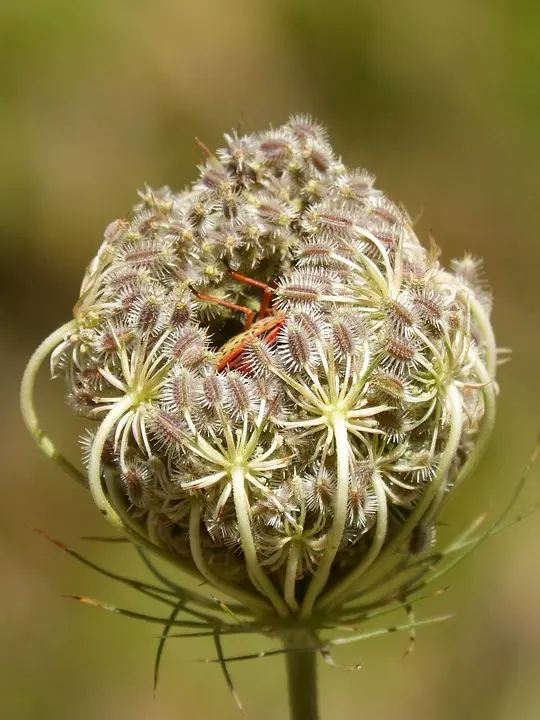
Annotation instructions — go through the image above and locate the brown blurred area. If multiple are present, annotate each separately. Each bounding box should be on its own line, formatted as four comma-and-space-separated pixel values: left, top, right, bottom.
1, 1, 539, 718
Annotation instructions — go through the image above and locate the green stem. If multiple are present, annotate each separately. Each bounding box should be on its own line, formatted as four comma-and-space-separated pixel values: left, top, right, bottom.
284, 544, 301, 612
283, 630, 320, 720
450, 357, 496, 494
316, 468, 388, 612
88, 394, 136, 528
301, 414, 348, 616
20, 320, 86, 486
187, 503, 273, 615
231, 466, 290, 617
319, 382, 463, 609
466, 291, 497, 379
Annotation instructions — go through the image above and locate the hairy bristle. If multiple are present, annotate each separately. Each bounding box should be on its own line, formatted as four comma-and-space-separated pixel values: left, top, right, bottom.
369, 371, 407, 400
411, 288, 446, 331
346, 466, 378, 532
296, 238, 338, 267
128, 289, 165, 332
376, 408, 410, 442
302, 202, 358, 239
165, 326, 209, 367
239, 338, 278, 376
92, 324, 134, 355
120, 455, 153, 508
335, 169, 377, 202
256, 194, 297, 232
158, 288, 193, 330
162, 367, 199, 413
331, 308, 366, 359
117, 238, 176, 274
288, 114, 327, 143
275, 269, 337, 308
80, 429, 116, 469
199, 372, 225, 409
223, 372, 259, 418
302, 466, 335, 515
408, 522, 437, 556
384, 334, 418, 371
148, 408, 185, 448
383, 294, 416, 334
288, 306, 328, 340
278, 320, 317, 372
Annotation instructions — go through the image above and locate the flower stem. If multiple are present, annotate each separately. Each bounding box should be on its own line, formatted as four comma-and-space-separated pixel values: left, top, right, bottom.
231, 466, 290, 617
283, 630, 320, 720
187, 502, 273, 615
88, 394, 136, 528
20, 320, 86, 486
318, 382, 463, 610
300, 414, 348, 616
450, 357, 495, 494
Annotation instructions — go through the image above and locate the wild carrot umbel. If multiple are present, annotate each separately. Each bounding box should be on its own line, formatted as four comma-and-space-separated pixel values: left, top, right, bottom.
21, 115, 534, 719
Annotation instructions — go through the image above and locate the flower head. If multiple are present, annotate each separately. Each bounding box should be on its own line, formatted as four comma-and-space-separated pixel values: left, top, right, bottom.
22, 116, 498, 622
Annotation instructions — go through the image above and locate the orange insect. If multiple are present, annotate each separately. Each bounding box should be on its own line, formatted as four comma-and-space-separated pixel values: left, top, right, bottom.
191, 267, 286, 373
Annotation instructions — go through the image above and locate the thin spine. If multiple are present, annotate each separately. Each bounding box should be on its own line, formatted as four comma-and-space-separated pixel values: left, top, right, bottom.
153, 605, 182, 694
327, 613, 454, 649
406, 440, 539, 593
66, 595, 211, 628
135, 547, 237, 612
213, 630, 246, 716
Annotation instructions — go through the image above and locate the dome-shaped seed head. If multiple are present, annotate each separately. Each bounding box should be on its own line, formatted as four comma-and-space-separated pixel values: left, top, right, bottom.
46, 114, 497, 616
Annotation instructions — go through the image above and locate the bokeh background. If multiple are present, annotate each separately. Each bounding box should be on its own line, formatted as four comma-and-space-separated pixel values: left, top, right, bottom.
1, 1, 539, 718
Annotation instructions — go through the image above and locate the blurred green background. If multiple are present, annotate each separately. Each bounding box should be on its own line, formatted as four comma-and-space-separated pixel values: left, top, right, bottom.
1, 1, 539, 718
